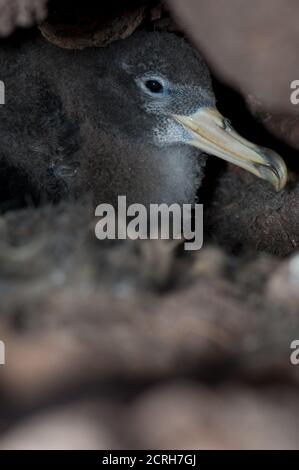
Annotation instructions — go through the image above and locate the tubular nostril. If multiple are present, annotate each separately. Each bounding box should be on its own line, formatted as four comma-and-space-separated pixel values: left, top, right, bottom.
223, 117, 233, 131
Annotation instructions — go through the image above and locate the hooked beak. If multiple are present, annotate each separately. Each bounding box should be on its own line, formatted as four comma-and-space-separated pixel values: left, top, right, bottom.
174, 108, 287, 191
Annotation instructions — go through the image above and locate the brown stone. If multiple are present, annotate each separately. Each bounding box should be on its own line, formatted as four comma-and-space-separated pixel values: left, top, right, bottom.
167, 0, 299, 112
39, 1, 150, 49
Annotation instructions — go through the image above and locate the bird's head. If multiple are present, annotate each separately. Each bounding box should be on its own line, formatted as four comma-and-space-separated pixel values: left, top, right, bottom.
98, 32, 287, 191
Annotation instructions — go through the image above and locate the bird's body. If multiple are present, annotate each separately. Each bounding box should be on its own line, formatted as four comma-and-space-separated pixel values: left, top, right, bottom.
0, 31, 287, 208
0, 33, 213, 206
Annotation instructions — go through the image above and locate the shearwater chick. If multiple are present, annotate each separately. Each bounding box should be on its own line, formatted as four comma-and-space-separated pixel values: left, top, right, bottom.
0, 31, 287, 206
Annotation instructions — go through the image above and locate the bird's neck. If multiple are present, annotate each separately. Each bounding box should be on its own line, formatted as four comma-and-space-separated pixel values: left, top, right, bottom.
83, 130, 206, 207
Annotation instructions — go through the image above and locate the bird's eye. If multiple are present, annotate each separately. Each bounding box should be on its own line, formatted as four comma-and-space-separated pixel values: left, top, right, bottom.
137, 75, 169, 98
145, 79, 164, 94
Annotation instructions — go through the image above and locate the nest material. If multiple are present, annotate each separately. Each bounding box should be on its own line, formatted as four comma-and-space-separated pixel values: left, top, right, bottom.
0, 200, 298, 448
206, 168, 299, 256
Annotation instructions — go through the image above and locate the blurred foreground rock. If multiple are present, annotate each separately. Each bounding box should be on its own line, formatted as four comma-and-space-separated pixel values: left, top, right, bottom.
0, 199, 298, 448
1, 385, 299, 449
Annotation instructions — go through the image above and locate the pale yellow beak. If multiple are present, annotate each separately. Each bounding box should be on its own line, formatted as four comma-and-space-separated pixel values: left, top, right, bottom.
174, 108, 287, 191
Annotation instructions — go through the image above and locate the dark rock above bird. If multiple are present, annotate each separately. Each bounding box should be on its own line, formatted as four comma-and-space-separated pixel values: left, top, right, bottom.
0, 31, 287, 207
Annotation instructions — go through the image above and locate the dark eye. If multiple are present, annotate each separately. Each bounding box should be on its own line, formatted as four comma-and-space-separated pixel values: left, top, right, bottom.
145, 80, 164, 94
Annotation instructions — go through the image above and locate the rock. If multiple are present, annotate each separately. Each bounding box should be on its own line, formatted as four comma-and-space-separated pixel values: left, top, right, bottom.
0, 0, 47, 36
167, 0, 299, 112
39, 0, 150, 49
266, 252, 299, 311
130, 384, 299, 449
0, 201, 299, 447
0, 403, 117, 449
246, 94, 299, 151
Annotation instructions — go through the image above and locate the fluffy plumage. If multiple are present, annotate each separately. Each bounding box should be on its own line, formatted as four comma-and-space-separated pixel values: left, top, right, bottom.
0, 31, 215, 206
